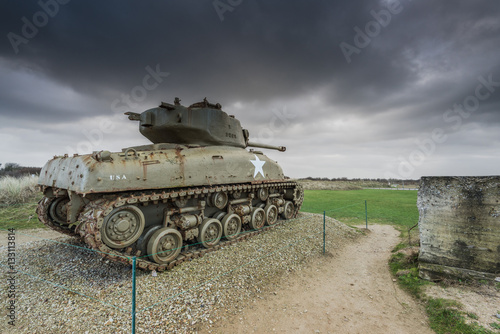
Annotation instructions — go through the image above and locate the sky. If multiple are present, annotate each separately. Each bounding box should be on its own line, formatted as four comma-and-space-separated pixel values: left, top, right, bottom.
0, 0, 499, 179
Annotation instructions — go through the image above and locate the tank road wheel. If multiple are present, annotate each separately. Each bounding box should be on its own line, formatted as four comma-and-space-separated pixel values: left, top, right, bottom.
222, 213, 241, 240
265, 204, 278, 226
48, 197, 70, 226
212, 211, 226, 221
197, 218, 223, 248
281, 201, 295, 220
257, 188, 269, 201
147, 228, 183, 264
249, 207, 266, 230
101, 206, 145, 249
211, 192, 228, 210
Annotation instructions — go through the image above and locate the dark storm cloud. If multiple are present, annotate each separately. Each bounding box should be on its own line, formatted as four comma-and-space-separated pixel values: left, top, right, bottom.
1, 0, 499, 177
2, 0, 499, 111
1, 1, 372, 104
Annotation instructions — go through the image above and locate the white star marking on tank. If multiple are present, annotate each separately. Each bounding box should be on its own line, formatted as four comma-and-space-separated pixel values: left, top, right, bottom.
250, 155, 266, 178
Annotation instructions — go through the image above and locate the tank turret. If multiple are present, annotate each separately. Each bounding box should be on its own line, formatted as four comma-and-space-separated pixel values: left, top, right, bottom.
125, 97, 286, 152
125, 97, 247, 148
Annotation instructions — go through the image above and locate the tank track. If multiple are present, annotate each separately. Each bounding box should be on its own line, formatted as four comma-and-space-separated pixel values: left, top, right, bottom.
39, 181, 303, 272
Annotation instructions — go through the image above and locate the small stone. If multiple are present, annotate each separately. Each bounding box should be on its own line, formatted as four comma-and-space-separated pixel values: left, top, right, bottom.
396, 269, 411, 276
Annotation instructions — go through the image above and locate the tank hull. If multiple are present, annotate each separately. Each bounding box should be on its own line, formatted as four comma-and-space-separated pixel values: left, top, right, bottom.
38, 144, 285, 194
37, 145, 303, 271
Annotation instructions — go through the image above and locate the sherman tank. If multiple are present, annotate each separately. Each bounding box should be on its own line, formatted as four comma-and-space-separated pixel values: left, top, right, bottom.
37, 98, 304, 271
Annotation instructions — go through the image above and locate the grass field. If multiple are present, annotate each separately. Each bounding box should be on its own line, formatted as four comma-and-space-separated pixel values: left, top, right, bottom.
0, 195, 44, 230
0, 176, 45, 229
301, 189, 419, 228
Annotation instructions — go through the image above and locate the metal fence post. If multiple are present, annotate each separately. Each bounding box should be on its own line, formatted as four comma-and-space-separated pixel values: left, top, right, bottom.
132, 256, 137, 334
323, 210, 326, 254
365, 200, 368, 229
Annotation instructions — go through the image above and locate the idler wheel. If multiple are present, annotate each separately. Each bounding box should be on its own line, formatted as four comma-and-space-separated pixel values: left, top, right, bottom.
282, 201, 295, 220
221, 213, 241, 240
48, 197, 70, 226
249, 207, 265, 230
197, 218, 223, 248
294, 186, 304, 202
147, 228, 183, 264
101, 205, 145, 249
265, 204, 278, 226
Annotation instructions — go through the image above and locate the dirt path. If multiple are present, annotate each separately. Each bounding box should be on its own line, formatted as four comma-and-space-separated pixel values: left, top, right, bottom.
205, 225, 432, 334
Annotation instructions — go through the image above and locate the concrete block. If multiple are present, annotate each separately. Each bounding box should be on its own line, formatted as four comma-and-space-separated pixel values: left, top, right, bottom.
418, 176, 500, 281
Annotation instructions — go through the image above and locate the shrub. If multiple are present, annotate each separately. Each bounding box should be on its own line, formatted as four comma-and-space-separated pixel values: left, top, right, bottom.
0, 175, 39, 205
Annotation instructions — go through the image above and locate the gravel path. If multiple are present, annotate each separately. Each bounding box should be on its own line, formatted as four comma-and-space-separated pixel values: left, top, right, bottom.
0, 213, 358, 333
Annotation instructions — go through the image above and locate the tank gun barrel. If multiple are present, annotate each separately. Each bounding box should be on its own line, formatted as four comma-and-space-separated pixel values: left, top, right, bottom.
247, 141, 286, 152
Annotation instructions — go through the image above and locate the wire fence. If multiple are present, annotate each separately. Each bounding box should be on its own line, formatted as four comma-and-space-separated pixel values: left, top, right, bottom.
0, 200, 392, 333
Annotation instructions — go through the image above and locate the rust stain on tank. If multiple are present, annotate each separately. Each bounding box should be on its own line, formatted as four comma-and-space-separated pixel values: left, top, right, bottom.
175, 147, 185, 185
142, 160, 160, 181
143, 163, 148, 180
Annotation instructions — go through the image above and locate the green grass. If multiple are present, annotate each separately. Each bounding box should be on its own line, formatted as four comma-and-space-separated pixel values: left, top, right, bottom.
0, 194, 44, 229
389, 250, 428, 298
426, 298, 495, 334
0, 176, 45, 229
301, 189, 419, 228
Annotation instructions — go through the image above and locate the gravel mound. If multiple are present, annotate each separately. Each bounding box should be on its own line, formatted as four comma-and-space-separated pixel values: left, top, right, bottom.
0, 213, 358, 334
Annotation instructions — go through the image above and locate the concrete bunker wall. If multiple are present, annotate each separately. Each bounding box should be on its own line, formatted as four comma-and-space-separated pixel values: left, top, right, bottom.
418, 176, 500, 281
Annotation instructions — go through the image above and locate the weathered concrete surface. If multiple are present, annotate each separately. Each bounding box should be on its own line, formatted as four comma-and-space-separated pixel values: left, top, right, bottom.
418, 176, 500, 281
